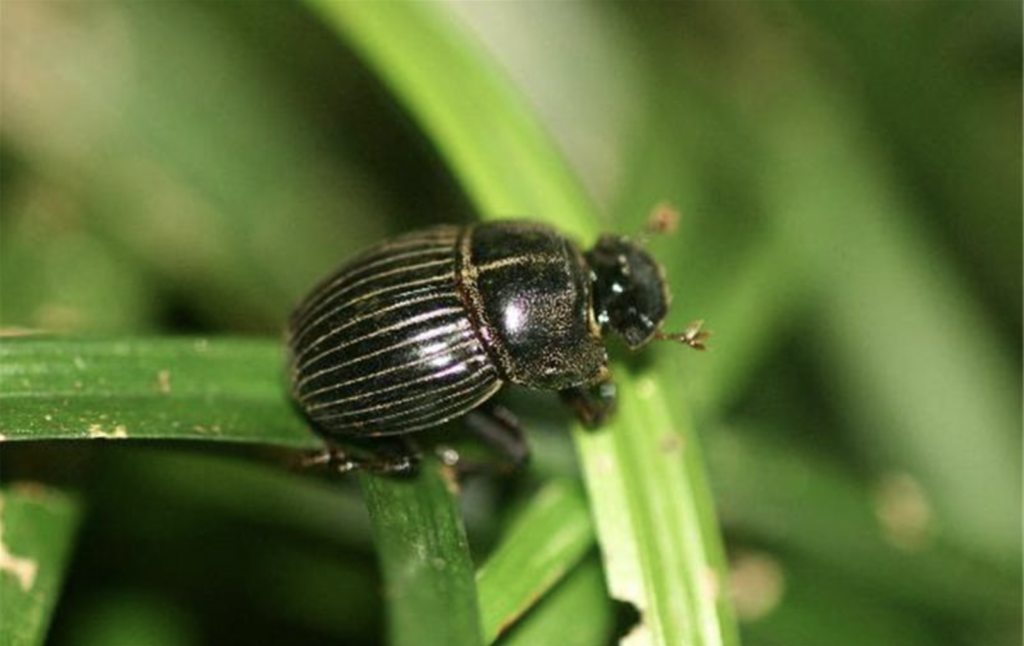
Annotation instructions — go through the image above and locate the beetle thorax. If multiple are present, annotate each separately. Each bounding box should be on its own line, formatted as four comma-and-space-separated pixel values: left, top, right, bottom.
456, 222, 608, 391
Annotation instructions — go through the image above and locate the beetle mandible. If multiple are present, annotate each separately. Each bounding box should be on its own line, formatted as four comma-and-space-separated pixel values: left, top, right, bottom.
287, 219, 707, 475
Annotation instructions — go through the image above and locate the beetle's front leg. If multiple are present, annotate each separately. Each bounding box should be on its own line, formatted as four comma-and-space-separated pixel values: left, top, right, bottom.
560, 370, 617, 428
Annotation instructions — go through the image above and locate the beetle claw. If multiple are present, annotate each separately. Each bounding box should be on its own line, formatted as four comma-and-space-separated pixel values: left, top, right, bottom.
655, 319, 711, 351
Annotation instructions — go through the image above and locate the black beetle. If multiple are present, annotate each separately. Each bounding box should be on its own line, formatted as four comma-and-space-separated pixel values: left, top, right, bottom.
287, 220, 706, 475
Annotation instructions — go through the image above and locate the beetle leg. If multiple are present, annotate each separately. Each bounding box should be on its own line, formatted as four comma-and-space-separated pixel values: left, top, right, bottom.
299, 444, 358, 473
436, 404, 531, 479
468, 404, 531, 471
560, 374, 617, 428
358, 437, 421, 477
302, 438, 420, 478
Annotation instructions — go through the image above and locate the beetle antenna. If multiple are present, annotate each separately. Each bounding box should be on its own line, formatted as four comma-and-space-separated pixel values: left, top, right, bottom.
654, 319, 710, 351
640, 202, 681, 244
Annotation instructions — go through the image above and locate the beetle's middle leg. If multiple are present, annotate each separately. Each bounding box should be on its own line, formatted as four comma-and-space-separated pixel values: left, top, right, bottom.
435, 404, 530, 479
560, 371, 617, 428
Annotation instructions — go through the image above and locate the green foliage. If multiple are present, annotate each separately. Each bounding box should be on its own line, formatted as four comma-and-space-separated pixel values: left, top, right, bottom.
0, 337, 315, 447
361, 469, 481, 646
311, 3, 737, 644
1, 2, 1019, 646
0, 486, 81, 646
476, 480, 593, 643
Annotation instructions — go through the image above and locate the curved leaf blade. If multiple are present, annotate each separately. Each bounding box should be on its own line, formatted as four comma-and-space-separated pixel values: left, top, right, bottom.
476, 480, 593, 643
304, 0, 594, 241
500, 558, 612, 646
0, 484, 82, 646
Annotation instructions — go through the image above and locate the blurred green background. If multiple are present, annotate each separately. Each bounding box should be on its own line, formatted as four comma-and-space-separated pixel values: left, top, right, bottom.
1, 1, 1020, 645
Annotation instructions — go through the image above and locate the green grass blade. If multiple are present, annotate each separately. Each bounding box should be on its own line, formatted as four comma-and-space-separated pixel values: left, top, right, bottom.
575, 370, 733, 646
794, 0, 1021, 313
1, 337, 483, 642
362, 468, 482, 646
476, 480, 593, 643
2, 1, 392, 333
0, 484, 82, 646
0, 337, 318, 449
708, 427, 1020, 618
304, 0, 593, 241
306, 3, 738, 645
737, 550, 940, 646
500, 558, 611, 646
2, 336, 483, 642
757, 68, 1021, 567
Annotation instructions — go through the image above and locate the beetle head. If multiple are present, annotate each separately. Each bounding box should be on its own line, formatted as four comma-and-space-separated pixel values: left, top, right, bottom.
585, 235, 671, 349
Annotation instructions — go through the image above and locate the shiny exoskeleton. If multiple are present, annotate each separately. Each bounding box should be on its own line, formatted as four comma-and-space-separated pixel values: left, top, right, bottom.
287, 220, 706, 474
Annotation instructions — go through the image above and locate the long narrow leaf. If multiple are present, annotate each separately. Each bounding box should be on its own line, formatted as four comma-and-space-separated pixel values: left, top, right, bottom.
0, 484, 82, 646
362, 468, 482, 646
305, 0, 593, 241
708, 426, 1020, 617
476, 480, 593, 643
0, 337, 318, 449
1, 336, 485, 644
306, 3, 738, 644
501, 558, 611, 646
757, 68, 1021, 567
